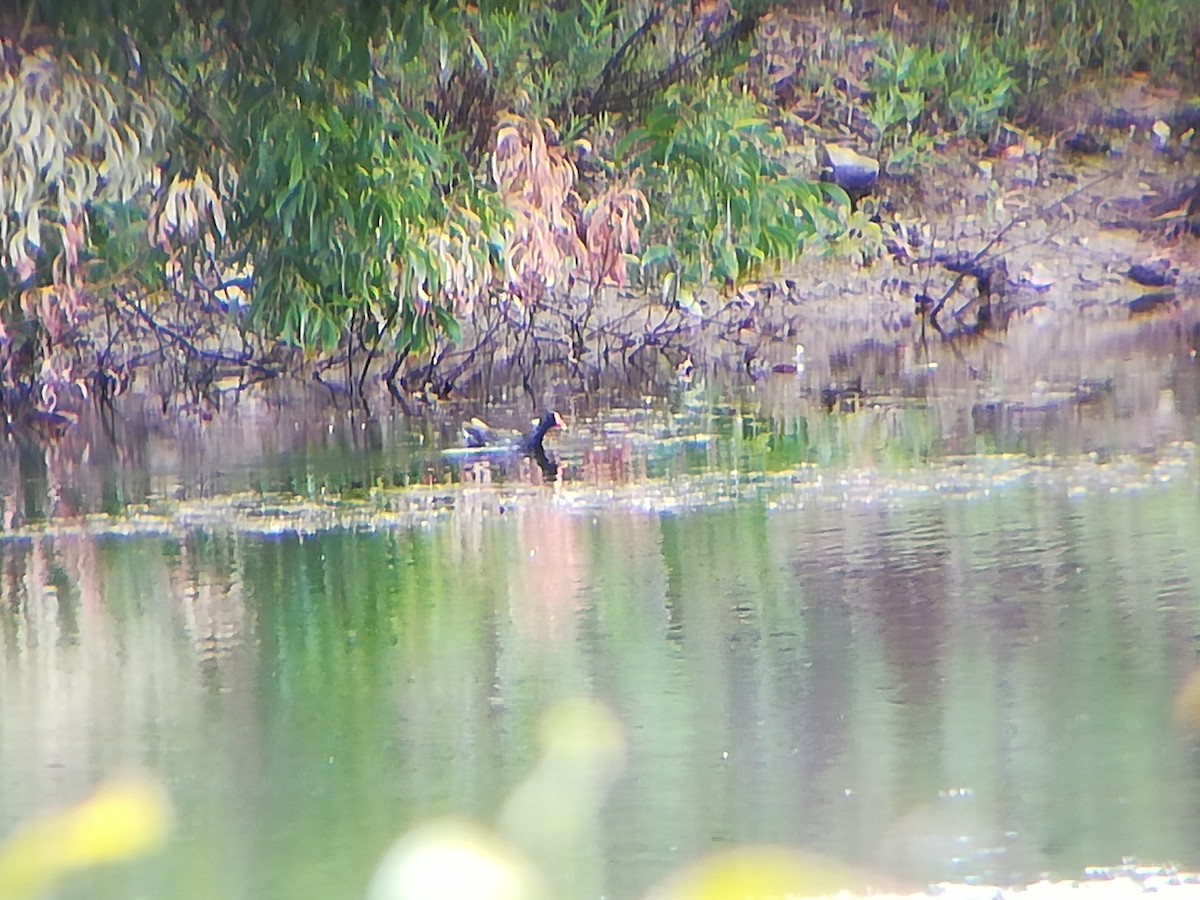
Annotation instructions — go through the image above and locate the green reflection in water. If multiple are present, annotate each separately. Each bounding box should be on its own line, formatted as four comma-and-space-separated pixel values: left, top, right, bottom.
3, 484, 1200, 899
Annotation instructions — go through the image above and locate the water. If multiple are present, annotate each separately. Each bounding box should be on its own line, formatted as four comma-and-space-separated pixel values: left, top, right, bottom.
4, 463, 1200, 899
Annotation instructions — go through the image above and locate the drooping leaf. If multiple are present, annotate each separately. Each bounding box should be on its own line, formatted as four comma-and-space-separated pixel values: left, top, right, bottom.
395, 6, 426, 66
639, 244, 674, 268
433, 305, 461, 344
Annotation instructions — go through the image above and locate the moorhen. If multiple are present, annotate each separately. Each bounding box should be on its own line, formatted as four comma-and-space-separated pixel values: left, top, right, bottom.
462, 410, 565, 456
458, 410, 565, 480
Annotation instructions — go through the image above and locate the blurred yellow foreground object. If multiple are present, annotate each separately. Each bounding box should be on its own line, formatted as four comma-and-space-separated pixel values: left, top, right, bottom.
498, 697, 626, 897
367, 818, 549, 900
644, 845, 887, 900
499, 695, 627, 847
1175, 668, 1200, 732
0, 774, 171, 899
370, 698, 625, 900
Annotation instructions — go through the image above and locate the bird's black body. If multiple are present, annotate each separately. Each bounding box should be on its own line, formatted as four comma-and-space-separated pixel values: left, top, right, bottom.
458, 411, 565, 478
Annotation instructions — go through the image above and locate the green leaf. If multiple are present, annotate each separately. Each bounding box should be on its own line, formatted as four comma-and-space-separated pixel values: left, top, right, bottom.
395, 7, 425, 66
318, 314, 342, 350
287, 150, 304, 190
395, 313, 414, 352
348, 30, 372, 84
411, 315, 429, 351
640, 244, 674, 268
434, 306, 461, 344
716, 238, 739, 281
820, 183, 852, 210
643, 108, 680, 138
614, 127, 648, 163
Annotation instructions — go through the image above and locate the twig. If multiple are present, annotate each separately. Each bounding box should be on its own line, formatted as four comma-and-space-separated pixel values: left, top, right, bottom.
926, 166, 1122, 324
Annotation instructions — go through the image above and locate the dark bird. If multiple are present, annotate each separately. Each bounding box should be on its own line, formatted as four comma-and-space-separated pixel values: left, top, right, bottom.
459, 411, 566, 480
463, 410, 565, 452
1126, 259, 1178, 288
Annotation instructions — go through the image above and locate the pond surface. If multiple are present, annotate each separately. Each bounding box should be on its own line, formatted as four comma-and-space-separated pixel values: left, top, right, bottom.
4, 401, 1200, 899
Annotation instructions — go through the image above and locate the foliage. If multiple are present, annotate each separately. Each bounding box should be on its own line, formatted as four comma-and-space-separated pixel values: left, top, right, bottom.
435, 0, 623, 119
758, 0, 1194, 177
619, 80, 849, 288
145, 7, 506, 356
941, 28, 1016, 138
865, 37, 944, 172
0, 0, 802, 411
492, 113, 647, 301
0, 39, 171, 336
978, 0, 1200, 90
866, 32, 1014, 173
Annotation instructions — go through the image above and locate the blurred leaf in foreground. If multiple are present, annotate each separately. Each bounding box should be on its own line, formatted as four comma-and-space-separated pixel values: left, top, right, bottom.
366, 818, 548, 900
369, 697, 625, 900
497, 697, 627, 897
0, 774, 171, 899
643, 845, 891, 900
1175, 668, 1200, 732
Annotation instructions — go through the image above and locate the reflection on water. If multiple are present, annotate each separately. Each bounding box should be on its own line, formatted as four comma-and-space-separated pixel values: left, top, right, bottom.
4, 481, 1200, 898
3, 292, 1200, 528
